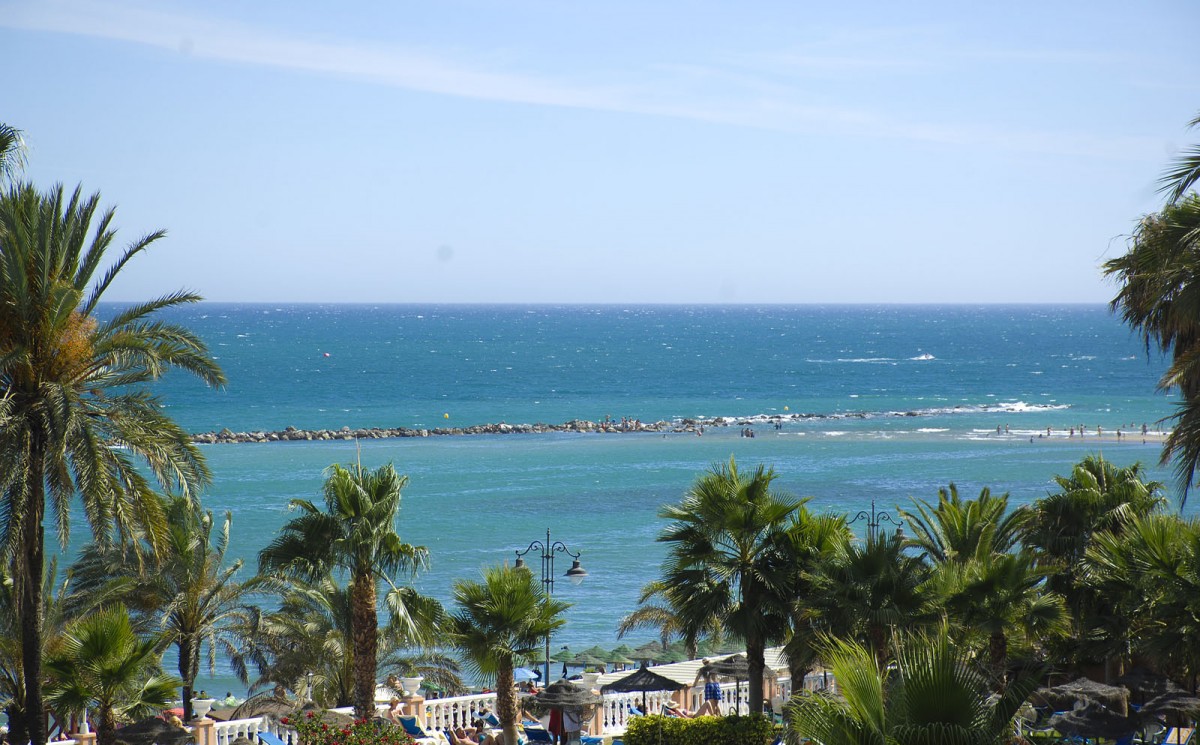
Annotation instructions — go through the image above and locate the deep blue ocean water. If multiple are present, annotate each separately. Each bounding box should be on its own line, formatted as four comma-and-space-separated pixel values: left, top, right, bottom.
67, 304, 1190, 694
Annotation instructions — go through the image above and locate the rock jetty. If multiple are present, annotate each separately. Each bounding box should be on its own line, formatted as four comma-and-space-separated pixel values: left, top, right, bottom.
191, 418, 695, 444
188, 403, 1036, 445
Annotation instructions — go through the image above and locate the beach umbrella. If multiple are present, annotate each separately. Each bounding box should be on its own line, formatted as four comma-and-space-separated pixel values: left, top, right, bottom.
552, 648, 577, 663
607, 652, 635, 668
611, 644, 639, 659
1117, 667, 1183, 698
1050, 701, 1141, 740
581, 645, 611, 661
513, 667, 540, 683
601, 664, 687, 712
295, 704, 354, 728
573, 652, 608, 668
1142, 690, 1200, 719
530, 678, 603, 727
110, 717, 194, 745
1034, 677, 1129, 712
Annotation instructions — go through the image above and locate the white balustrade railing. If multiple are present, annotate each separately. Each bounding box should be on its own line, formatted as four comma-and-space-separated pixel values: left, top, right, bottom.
169, 671, 838, 745
597, 689, 675, 732
212, 716, 273, 745
423, 692, 496, 731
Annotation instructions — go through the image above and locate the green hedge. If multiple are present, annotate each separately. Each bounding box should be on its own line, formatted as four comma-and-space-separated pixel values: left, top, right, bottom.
622, 714, 777, 745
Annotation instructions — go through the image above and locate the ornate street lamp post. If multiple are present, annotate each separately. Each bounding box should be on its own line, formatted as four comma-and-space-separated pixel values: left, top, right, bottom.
514, 529, 588, 684
847, 499, 904, 544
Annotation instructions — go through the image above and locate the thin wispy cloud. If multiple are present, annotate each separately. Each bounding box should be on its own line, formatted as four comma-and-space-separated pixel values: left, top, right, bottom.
0, 0, 1158, 160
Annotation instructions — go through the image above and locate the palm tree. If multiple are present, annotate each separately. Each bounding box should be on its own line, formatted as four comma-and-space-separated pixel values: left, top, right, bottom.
658, 456, 805, 714
1085, 514, 1200, 685
804, 530, 933, 667
247, 574, 448, 707
71, 496, 270, 720
1161, 112, 1200, 204
0, 183, 224, 745
0, 122, 24, 182
616, 579, 725, 660
899, 484, 1028, 564
786, 626, 1039, 745
450, 564, 569, 745
258, 462, 433, 719
44, 607, 181, 745
0, 559, 126, 744
933, 550, 1069, 682
782, 511, 850, 688
1105, 196, 1200, 499
1023, 456, 1165, 602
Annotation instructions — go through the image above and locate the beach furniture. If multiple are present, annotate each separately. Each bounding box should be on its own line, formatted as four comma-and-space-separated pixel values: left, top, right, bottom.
257, 733, 288, 745
1162, 727, 1195, 744
397, 715, 450, 745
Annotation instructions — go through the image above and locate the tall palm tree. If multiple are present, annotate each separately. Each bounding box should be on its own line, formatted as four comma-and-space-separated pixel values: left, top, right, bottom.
44, 607, 180, 745
1161, 112, 1200, 204
658, 456, 805, 713
450, 564, 569, 745
0, 183, 224, 745
258, 462, 433, 719
804, 530, 933, 667
71, 496, 270, 720
899, 484, 1028, 564
933, 550, 1069, 681
1105, 195, 1200, 499
786, 626, 1040, 745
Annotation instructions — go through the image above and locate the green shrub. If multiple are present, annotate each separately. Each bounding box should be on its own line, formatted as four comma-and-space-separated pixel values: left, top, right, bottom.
623, 714, 776, 745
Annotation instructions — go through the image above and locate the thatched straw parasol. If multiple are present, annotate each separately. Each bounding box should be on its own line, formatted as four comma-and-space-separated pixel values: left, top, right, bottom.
601, 664, 687, 712
1050, 701, 1141, 740
1033, 677, 1129, 711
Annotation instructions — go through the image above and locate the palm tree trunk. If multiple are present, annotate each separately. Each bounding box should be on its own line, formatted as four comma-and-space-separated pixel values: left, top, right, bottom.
6, 702, 29, 745
989, 630, 1007, 688
496, 663, 518, 745
97, 703, 116, 745
868, 624, 888, 668
747, 636, 766, 715
20, 451, 47, 745
179, 636, 196, 721
350, 570, 379, 720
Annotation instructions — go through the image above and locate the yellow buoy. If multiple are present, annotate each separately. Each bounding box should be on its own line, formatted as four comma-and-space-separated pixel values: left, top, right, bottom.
784, 405, 789, 411
444, 413, 450, 419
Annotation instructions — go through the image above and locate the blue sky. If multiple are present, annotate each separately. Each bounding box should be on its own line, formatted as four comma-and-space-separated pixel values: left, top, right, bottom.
2, 0, 1197, 303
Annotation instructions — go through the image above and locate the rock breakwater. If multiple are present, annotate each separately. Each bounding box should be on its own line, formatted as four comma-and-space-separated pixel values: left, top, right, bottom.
188, 402, 1069, 445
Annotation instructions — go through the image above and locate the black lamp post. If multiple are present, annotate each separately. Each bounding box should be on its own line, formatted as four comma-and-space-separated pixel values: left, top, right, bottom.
514, 528, 588, 684
847, 499, 904, 544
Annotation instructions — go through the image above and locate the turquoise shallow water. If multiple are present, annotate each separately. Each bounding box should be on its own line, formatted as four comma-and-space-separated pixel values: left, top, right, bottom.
58, 304, 1193, 695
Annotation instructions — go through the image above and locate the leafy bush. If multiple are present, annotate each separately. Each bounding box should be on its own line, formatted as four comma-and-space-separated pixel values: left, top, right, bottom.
282, 711, 414, 745
623, 714, 776, 745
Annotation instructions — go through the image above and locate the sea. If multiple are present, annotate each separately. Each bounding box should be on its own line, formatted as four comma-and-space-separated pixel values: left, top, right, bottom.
63, 303, 1195, 696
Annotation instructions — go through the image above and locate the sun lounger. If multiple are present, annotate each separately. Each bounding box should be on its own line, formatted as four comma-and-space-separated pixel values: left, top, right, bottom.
1162, 728, 1195, 744
397, 715, 449, 745
257, 733, 288, 745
